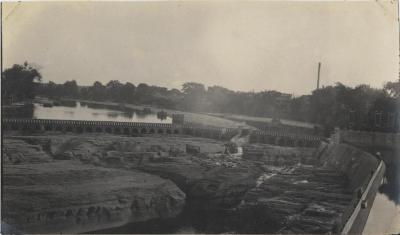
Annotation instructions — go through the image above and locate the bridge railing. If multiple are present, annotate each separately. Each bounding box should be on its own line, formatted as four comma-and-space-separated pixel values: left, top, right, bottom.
2, 118, 175, 128
2, 118, 232, 140
3, 118, 323, 146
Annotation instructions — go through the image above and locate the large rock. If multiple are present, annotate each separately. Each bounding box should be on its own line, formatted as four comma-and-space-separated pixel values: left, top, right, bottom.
57, 136, 262, 211
2, 138, 52, 164
2, 161, 185, 234
232, 165, 353, 234
4, 135, 371, 234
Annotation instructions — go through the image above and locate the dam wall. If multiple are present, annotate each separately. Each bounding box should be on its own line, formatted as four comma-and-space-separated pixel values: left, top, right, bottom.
319, 143, 379, 191
3, 119, 322, 148
318, 143, 385, 234
338, 129, 400, 150
249, 130, 322, 147
1, 118, 239, 141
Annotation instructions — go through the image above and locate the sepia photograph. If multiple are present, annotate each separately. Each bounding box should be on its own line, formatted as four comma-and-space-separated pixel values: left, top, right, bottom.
1, 1, 399, 234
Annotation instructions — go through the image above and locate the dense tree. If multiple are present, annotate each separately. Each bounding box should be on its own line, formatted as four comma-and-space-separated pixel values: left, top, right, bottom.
32, 75, 400, 134
62, 80, 79, 98
289, 96, 311, 122
105, 80, 124, 101
384, 79, 400, 98
2, 62, 42, 103
120, 82, 136, 102
89, 81, 106, 101
206, 86, 234, 112
181, 82, 207, 111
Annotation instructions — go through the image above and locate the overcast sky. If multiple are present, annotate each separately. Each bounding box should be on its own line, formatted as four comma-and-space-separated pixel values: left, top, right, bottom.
3, 1, 399, 95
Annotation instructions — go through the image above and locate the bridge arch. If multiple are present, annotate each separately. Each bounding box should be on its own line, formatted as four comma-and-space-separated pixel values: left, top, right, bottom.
123, 128, 130, 135
76, 126, 84, 133
114, 127, 121, 134
194, 129, 202, 136
277, 137, 285, 146
2, 119, 238, 142
184, 129, 193, 135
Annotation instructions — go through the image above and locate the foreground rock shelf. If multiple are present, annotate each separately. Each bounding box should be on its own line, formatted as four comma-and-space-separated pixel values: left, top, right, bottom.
3, 160, 185, 234
236, 166, 352, 233
2, 133, 380, 234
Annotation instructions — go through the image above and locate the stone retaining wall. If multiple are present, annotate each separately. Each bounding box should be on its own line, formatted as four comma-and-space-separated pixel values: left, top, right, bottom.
318, 143, 385, 234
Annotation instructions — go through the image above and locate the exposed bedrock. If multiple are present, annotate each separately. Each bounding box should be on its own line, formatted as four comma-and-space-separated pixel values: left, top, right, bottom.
3, 134, 381, 234
319, 143, 379, 191
2, 137, 185, 234
32, 135, 263, 208
232, 166, 352, 234
231, 143, 381, 234
2, 138, 52, 164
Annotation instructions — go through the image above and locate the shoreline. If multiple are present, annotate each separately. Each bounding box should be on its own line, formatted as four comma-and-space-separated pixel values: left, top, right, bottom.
47, 97, 251, 129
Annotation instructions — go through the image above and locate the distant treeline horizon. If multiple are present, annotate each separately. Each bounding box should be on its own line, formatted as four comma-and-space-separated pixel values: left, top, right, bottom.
3, 62, 400, 134
36, 78, 400, 134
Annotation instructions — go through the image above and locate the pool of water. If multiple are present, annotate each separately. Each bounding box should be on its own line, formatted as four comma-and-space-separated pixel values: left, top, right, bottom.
364, 192, 400, 234
33, 102, 172, 123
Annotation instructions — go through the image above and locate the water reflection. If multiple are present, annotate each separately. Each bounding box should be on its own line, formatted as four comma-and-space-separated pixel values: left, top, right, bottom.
33, 102, 172, 123
364, 150, 400, 234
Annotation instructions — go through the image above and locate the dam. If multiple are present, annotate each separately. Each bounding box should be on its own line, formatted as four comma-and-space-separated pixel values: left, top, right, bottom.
3, 2, 398, 234
2, 118, 385, 234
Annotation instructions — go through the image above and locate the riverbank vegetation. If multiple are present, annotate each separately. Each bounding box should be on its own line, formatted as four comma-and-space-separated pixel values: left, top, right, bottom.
3, 62, 400, 133
1, 62, 42, 104
36, 80, 400, 134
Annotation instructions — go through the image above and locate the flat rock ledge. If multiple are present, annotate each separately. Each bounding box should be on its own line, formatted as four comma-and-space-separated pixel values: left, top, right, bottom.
3, 161, 185, 234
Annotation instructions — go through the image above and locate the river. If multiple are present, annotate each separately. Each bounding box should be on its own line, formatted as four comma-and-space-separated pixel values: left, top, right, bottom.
364, 192, 400, 234
32, 101, 172, 123
363, 159, 400, 234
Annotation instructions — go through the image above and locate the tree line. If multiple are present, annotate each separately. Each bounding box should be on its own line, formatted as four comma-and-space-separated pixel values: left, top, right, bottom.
3, 62, 400, 133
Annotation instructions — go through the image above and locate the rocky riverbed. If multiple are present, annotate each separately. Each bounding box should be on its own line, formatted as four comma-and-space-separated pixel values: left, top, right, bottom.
3, 133, 359, 234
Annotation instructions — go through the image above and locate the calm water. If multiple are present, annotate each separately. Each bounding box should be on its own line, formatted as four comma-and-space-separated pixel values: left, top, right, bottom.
33, 102, 172, 123
364, 192, 400, 234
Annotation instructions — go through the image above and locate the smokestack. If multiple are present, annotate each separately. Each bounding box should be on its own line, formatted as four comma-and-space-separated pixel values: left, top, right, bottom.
317, 62, 321, 90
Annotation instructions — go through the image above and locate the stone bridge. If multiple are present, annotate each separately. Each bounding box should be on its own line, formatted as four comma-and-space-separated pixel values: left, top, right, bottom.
2, 119, 322, 147
249, 130, 322, 148
2, 119, 239, 140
